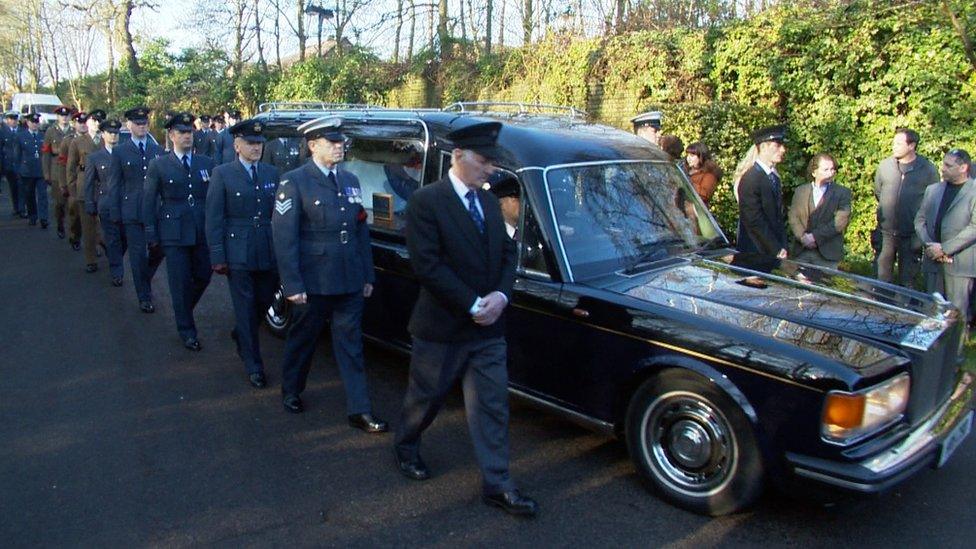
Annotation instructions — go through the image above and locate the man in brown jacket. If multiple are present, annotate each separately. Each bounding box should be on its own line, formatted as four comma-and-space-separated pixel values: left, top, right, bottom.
43, 106, 74, 238
788, 153, 852, 268
66, 112, 101, 272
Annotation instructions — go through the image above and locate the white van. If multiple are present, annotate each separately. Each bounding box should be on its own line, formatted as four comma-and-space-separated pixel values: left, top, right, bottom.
11, 93, 64, 126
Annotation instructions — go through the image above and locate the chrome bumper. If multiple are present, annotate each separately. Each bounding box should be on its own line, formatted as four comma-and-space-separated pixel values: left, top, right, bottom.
787, 372, 974, 493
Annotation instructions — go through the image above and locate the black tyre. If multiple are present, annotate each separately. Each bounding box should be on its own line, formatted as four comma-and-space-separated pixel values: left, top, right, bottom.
625, 369, 764, 516
265, 286, 292, 339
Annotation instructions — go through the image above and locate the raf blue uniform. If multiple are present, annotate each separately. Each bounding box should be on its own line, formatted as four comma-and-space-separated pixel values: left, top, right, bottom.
13, 119, 46, 225
261, 136, 306, 172
1, 120, 23, 216
110, 114, 165, 309
85, 121, 126, 284
206, 128, 280, 380
272, 126, 378, 417
213, 128, 236, 164
143, 130, 215, 347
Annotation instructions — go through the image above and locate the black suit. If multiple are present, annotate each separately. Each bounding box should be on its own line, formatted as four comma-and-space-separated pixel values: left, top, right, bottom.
394, 176, 519, 496
736, 163, 787, 256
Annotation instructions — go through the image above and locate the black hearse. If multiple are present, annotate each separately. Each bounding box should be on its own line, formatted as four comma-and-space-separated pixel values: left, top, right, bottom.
253, 102, 973, 516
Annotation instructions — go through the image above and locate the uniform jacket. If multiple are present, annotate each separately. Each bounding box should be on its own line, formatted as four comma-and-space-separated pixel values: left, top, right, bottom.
915, 179, 976, 277
211, 129, 236, 164
205, 160, 280, 270
788, 182, 852, 261
1, 124, 20, 172
272, 162, 374, 297
66, 133, 99, 200
84, 147, 120, 217
261, 137, 306, 173
875, 155, 939, 236
42, 124, 72, 182
736, 163, 787, 256
109, 137, 164, 224
405, 177, 517, 342
193, 129, 214, 159
13, 129, 44, 179
143, 151, 215, 247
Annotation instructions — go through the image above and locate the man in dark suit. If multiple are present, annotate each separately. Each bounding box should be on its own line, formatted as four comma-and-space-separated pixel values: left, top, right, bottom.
2, 112, 24, 217
85, 119, 126, 287
393, 121, 538, 517
110, 107, 166, 312
206, 119, 280, 388
737, 125, 789, 259
271, 117, 386, 433
788, 153, 852, 268
143, 112, 215, 351
193, 115, 214, 160
13, 113, 46, 227
261, 135, 306, 172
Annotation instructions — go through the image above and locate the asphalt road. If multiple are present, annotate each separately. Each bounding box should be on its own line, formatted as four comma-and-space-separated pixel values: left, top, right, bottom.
1, 191, 974, 548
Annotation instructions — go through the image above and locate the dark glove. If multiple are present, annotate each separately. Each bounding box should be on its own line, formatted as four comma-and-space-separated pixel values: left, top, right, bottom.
211, 263, 229, 275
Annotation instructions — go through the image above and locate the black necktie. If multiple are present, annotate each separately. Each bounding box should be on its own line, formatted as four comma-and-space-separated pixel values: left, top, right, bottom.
769, 170, 782, 198
250, 165, 258, 181
327, 171, 336, 188
138, 141, 145, 156
466, 190, 485, 234
182, 155, 190, 172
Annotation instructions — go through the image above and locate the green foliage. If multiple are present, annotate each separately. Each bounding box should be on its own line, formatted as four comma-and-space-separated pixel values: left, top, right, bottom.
271, 47, 394, 105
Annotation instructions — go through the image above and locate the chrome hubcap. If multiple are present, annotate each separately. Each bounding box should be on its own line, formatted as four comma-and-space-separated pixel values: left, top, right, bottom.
642, 391, 737, 496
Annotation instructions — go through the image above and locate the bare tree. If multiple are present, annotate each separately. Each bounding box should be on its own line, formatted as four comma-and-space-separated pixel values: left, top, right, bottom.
254, 0, 268, 71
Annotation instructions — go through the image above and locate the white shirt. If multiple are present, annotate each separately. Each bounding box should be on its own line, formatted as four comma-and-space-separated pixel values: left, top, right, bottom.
505, 222, 516, 239
447, 169, 507, 313
811, 182, 829, 208
449, 169, 483, 218
239, 158, 256, 175
131, 136, 148, 150
755, 158, 777, 177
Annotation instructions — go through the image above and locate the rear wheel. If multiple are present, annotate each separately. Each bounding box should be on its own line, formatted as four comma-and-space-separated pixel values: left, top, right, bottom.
265, 286, 291, 339
625, 370, 763, 516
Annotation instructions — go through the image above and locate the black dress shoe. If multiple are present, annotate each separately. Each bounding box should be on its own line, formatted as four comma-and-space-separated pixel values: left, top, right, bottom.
483, 490, 538, 517
19, 212, 28, 219
139, 301, 155, 313
40, 220, 48, 229
183, 338, 202, 351
29, 219, 37, 226
71, 241, 80, 251
85, 263, 97, 273
56, 227, 64, 237
111, 277, 123, 287
283, 394, 303, 414
248, 372, 267, 388
394, 451, 430, 481
348, 413, 389, 433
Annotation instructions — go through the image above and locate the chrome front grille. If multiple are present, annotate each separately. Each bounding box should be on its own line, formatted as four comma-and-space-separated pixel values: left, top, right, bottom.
905, 321, 964, 425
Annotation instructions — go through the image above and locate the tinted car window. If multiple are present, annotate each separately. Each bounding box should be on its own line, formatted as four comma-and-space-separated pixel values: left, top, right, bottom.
519, 200, 550, 277
343, 138, 423, 214
546, 161, 720, 280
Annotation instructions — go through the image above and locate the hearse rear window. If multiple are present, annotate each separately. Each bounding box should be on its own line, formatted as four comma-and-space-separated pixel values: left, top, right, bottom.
343, 138, 424, 215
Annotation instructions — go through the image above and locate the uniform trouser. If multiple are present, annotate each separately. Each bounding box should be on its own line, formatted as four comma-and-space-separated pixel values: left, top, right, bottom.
21, 177, 45, 222
394, 336, 516, 495
51, 175, 68, 228
67, 197, 82, 242
123, 223, 164, 302
99, 214, 127, 279
70, 200, 100, 263
162, 243, 212, 341
280, 292, 372, 415
3, 170, 20, 213
877, 232, 921, 288
227, 268, 278, 374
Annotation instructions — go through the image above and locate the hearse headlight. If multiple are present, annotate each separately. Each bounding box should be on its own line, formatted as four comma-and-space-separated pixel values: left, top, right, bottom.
821, 374, 910, 444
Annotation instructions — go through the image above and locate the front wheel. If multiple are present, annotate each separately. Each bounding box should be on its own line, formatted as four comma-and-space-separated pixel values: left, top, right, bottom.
265, 286, 292, 339
625, 370, 764, 516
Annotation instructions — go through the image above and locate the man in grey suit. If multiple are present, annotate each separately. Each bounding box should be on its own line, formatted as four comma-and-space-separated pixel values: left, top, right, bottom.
915, 148, 976, 323
788, 153, 852, 268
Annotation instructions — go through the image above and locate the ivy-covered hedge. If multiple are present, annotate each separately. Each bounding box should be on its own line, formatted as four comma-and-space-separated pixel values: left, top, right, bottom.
383, 0, 975, 259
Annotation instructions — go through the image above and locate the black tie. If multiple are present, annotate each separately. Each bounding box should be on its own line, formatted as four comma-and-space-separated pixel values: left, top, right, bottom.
250, 165, 258, 181
182, 155, 190, 172
327, 171, 337, 188
769, 170, 782, 198
138, 141, 145, 156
